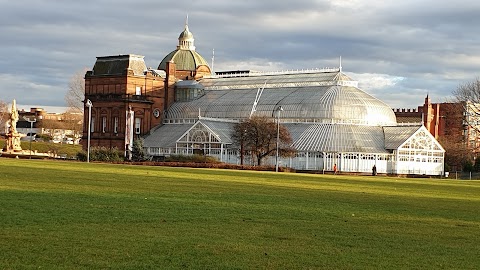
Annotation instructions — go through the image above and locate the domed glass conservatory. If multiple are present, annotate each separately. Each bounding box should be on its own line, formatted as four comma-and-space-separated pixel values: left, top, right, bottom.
145, 68, 445, 175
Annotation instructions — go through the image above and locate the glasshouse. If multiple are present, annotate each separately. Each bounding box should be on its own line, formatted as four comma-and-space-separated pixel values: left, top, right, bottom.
144, 69, 445, 175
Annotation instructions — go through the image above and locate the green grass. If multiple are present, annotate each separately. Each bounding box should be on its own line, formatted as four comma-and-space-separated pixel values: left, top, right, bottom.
0, 159, 479, 269
0, 140, 82, 158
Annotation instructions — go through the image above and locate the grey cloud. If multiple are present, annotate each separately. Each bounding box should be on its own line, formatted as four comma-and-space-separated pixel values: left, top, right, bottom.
0, 0, 479, 109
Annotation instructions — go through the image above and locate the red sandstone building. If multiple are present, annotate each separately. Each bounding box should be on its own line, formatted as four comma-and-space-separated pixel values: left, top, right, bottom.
81, 23, 211, 152
394, 95, 477, 151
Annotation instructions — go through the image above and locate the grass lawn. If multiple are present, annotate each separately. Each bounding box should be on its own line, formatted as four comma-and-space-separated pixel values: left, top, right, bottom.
0, 140, 82, 158
0, 158, 479, 269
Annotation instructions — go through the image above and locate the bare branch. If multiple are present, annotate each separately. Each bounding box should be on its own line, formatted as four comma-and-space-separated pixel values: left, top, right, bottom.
450, 78, 480, 158
453, 77, 480, 103
61, 69, 87, 135
232, 116, 295, 166
0, 100, 8, 134
65, 69, 87, 114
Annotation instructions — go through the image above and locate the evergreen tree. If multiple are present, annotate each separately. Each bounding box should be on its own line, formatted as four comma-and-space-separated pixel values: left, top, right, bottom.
131, 138, 149, 161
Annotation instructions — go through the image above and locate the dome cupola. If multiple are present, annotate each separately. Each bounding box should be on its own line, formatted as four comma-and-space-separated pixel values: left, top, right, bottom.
158, 17, 211, 75
177, 19, 195, 51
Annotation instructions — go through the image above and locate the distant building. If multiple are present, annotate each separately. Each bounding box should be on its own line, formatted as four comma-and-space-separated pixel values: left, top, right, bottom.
15, 108, 82, 143
394, 96, 477, 151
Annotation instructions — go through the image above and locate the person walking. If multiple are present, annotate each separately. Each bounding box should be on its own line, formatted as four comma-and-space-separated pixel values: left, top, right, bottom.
333, 163, 338, 174
372, 164, 377, 176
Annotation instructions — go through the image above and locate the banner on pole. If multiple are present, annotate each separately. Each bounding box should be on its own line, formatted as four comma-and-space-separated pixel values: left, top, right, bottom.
125, 106, 134, 158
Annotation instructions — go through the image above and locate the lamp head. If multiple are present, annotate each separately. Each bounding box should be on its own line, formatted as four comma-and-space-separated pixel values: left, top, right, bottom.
23, 116, 36, 122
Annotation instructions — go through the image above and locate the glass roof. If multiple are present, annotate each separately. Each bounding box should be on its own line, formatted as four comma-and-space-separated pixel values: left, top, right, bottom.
166, 71, 397, 126
145, 71, 443, 157
287, 123, 388, 153
144, 120, 423, 154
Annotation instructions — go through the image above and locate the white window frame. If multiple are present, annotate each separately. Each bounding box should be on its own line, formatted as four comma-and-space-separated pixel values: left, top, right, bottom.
102, 116, 107, 133
135, 86, 141, 95
114, 116, 118, 134
135, 117, 141, 134
91, 117, 95, 133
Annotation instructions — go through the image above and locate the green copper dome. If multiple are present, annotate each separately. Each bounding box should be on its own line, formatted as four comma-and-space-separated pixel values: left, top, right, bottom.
158, 22, 210, 72
158, 49, 210, 71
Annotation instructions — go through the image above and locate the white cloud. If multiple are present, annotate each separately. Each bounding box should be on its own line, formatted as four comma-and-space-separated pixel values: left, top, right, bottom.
352, 73, 405, 90
0, 74, 66, 106
215, 59, 288, 73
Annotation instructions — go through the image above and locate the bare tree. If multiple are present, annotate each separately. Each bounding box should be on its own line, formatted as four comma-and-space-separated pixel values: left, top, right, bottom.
65, 69, 86, 114
232, 116, 295, 166
63, 69, 86, 136
61, 110, 84, 137
452, 78, 480, 131
453, 78, 480, 103
39, 118, 67, 137
0, 100, 9, 134
439, 134, 471, 172
451, 78, 480, 169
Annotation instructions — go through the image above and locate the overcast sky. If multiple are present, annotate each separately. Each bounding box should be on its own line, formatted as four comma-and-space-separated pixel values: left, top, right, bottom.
1, 0, 480, 112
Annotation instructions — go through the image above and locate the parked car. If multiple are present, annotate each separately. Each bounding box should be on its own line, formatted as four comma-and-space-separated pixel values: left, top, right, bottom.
21, 132, 37, 141
63, 137, 74, 144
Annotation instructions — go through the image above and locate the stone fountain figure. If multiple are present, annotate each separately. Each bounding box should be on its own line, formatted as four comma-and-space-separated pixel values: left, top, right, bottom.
2, 99, 23, 153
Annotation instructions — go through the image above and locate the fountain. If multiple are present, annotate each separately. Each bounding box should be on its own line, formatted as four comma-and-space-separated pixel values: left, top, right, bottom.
1, 100, 48, 158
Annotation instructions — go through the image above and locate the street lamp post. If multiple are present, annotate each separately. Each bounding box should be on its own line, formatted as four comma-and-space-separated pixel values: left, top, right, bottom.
275, 106, 283, 172
24, 116, 36, 159
240, 129, 247, 165
86, 99, 93, 163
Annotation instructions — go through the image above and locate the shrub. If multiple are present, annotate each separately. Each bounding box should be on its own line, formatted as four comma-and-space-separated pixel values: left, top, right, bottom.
164, 154, 220, 163
36, 134, 53, 142
474, 159, 480, 172
77, 147, 124, 162
463, 160, 474, 172
120, 160, 295, 172
131, 138, 150, 162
